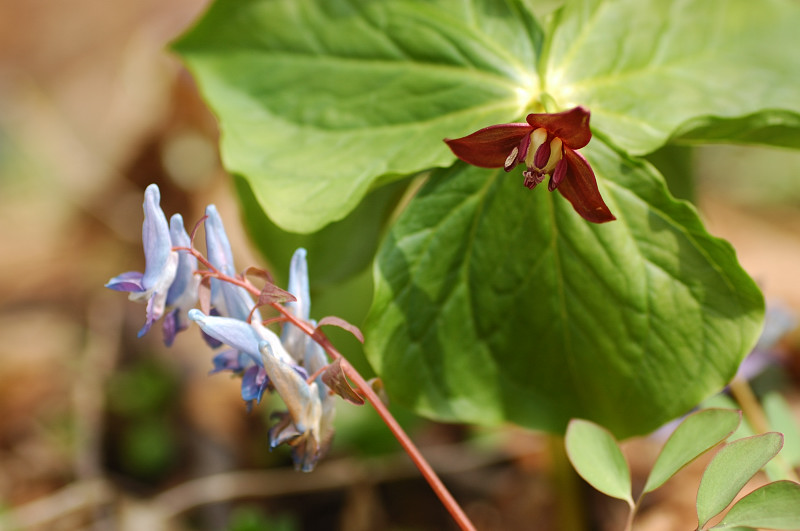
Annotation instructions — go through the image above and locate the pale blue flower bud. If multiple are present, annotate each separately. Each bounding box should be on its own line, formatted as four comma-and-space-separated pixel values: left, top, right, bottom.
105, 184, 179, 337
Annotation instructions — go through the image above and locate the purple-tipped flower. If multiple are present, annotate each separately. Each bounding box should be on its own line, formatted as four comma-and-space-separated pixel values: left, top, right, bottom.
107, 187, 338, 472
204, 205, 261, 323
190, 246, 335, 471
445, 106, 615, 223
162, 214, 199, 346
279, 248, 336, 468
188, 309, 307, 403
300, 330, 336, 467
281, 248, 311, 362
260, 340, 324, 472
106, 184, 179, 337
189, 309, 276, 405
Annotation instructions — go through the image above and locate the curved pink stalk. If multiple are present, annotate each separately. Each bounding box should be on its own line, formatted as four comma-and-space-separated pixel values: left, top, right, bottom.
176, 245, 477, 531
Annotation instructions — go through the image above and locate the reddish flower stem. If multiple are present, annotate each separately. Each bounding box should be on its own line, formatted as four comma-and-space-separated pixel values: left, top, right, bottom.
271, 303, 476, 531
175, 246, 476, 531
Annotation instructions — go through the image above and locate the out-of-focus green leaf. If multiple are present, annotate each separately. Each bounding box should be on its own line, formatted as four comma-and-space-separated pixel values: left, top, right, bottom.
674, 111, 800, 149
229, 506, 299, 531
702, 395, 755, 442
119, 418, 178, 479
565, 419, 632, 503
644, 144, 695, 202
644, 409, 740, 493
763, 392, 800, 468
696, 432, 784, 528
713, 481, 800, 530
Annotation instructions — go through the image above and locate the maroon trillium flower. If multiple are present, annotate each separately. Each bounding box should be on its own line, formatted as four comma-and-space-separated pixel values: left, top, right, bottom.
444, 106, 615, 223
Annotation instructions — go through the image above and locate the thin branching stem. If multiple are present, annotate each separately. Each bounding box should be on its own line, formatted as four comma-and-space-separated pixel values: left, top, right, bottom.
624, 495, 642, 531
730, 377, 800, 482
176, 246, 476, 530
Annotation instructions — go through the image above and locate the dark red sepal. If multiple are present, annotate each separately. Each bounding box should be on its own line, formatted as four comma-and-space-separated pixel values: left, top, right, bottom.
444, 123, 530, 168
555, 149, 615, 223
526, 106, 592, 149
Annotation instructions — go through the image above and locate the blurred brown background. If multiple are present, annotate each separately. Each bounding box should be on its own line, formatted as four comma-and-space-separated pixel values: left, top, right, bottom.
1, 1, 799, 530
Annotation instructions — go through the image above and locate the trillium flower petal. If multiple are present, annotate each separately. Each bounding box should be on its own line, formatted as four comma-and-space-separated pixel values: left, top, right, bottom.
444, 123, 530, 168
526, 106, 592, 149
445, 107, 615, 223
555, 149, 616, 223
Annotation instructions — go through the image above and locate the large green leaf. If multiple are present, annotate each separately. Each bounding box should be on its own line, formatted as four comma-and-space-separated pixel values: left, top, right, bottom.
173, 0, 543, 232
565, 419, 633, 503
365, 139, 763, 437
696, 432, 784, 528
543, 0, 800, 155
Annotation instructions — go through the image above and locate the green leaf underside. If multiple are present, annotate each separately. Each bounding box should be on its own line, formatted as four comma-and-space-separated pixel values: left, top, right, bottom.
565, 419, 632, 503
644, 408, 741, 493
696, 433, 784, 528
544, 0, 800, 155
365, 138, 763, 437
702, 395, 757, 442
234, 174, 410, 287
173, 0, 542, 232
714, 481, 800, 530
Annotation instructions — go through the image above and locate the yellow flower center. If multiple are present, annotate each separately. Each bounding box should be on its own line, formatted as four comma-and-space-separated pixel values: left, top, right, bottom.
525, 128, 563, 174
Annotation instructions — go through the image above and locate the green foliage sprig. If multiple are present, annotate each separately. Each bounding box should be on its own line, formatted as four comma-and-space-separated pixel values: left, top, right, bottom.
565, 409, 800, 530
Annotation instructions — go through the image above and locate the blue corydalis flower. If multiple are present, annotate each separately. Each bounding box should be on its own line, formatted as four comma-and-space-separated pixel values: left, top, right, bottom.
106, 184, 179, 337
189, 309, 303, 406
189, 302, 329, 472
260, 340, 324, 472
162, 214, 199, 346
189, 309, 272, 405
204, 205, 261, 324
279, 248, 335, 467
297, 331, 336, 468
281, 248, 311, 362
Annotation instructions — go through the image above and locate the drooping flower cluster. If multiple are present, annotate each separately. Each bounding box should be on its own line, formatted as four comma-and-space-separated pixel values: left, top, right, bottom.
105, 184, 336, 471
444, 106, 615, 223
